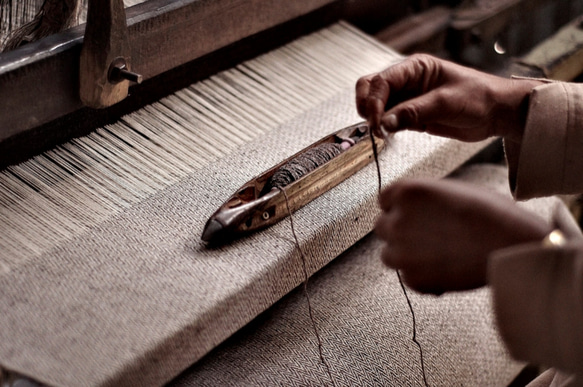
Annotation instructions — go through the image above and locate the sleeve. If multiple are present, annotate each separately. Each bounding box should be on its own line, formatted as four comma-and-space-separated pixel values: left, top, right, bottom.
504, 82, 583, 200
488, 204, 583, 376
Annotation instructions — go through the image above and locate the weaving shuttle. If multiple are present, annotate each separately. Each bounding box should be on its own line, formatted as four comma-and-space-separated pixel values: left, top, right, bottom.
202, 122, 386, 244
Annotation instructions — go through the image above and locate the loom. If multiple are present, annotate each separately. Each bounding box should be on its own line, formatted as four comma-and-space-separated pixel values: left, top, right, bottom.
1, 1, 583, 386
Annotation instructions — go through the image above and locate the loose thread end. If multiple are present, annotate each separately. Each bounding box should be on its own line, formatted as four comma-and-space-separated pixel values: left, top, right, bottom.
396, 270, 430, 387
370, 131, 429, 387
369, 128, 383, 196
279, 187, 336, 387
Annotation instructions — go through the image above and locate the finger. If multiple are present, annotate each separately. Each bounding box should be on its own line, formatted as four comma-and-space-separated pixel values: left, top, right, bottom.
357, 55, 439, 127
379, 243, 407, 270
375, 204, 406, 247
374, 212, 394, 242
366, 75, 390, 134
376, 54, 440, 98
380, 90, 444, 132
380, 114, 399, 133
401, 270, 445, 295
377, 181, 407, 211
355, 74, 374, 118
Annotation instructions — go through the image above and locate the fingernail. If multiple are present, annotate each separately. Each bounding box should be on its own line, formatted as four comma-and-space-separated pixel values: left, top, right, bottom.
379, 125, 391, 141
383, 114, 398, 130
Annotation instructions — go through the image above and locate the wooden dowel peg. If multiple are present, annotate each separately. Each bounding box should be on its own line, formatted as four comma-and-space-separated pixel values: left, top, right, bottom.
108, 57, 143, 84
80, 0, 134, 108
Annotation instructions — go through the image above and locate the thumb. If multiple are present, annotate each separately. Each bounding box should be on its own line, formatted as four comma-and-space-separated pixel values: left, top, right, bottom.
380, 90, 442, 132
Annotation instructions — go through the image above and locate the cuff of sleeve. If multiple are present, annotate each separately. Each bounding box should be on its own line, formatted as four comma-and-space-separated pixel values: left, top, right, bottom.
489, 242, 583, 373
510, 75, 555, 83
489, 244, 554, 364
504, 83, 571, 200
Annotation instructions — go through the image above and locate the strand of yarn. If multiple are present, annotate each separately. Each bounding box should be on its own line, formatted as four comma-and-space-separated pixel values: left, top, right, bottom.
280, 187, 336, 387
370, 131, 429, 387
262, 143, 343, 195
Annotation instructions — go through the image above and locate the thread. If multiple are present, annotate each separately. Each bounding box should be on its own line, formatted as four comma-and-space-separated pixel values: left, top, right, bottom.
370, 131, 429, 387
280, 188, 336, 387
274, 130, 427, 387
262, 143, 343, 195
0, 21, 411, 384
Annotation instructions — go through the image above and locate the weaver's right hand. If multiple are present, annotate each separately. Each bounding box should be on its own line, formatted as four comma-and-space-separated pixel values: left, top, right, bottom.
356, 54, 543, 143
375, 178, 551, 294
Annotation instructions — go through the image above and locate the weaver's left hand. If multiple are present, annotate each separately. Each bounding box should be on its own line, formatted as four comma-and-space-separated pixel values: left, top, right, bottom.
355, 54, 542, 143
375, 178, 551, 294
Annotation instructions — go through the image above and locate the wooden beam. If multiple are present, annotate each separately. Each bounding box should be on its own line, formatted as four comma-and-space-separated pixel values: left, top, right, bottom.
375, 6, 451, 54
509, 16, 583, 81
0, 0, 335, 144
447, 0, 554, 62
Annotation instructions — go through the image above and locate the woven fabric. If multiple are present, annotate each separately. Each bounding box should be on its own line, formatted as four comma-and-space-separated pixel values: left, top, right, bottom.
0, 91, 492, 386
176, 233, 515, 387
171, 164, 567, 386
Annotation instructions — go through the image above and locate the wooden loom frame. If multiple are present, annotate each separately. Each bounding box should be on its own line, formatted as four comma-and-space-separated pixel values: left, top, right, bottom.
0, 0, 351, 166
2, 0, 582, 168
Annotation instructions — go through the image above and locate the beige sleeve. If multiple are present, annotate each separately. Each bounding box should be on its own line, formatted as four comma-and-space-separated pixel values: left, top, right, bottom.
488, 205, 583, 378
489, 243, 583, 376
504, 82, 583, 200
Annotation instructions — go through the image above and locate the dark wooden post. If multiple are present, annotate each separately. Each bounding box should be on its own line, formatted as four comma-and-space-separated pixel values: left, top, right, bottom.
80, 0, 141, 108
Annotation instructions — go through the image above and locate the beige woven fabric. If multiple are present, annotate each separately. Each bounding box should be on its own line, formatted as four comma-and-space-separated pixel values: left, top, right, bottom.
171, 164, 567, 386
176, 233, 515, 387
0, 91, 491, 386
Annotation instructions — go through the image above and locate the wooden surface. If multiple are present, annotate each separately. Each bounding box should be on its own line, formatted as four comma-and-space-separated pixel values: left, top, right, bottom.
376, 6, 451, 54
79, 0, 131, 108
0, 0, 336, 145
511, 16, 583, 81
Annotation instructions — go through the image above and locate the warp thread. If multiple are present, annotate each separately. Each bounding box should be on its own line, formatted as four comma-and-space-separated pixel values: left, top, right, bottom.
370, 132, 429, 387
1, 0, 80, 52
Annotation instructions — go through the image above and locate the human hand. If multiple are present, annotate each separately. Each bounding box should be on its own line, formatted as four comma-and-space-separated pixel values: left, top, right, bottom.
375, 178, 551, 294
356, 54, 543, 142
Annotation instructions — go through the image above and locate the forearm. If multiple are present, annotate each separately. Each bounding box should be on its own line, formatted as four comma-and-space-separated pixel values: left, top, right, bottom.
492, 78, 544, 142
